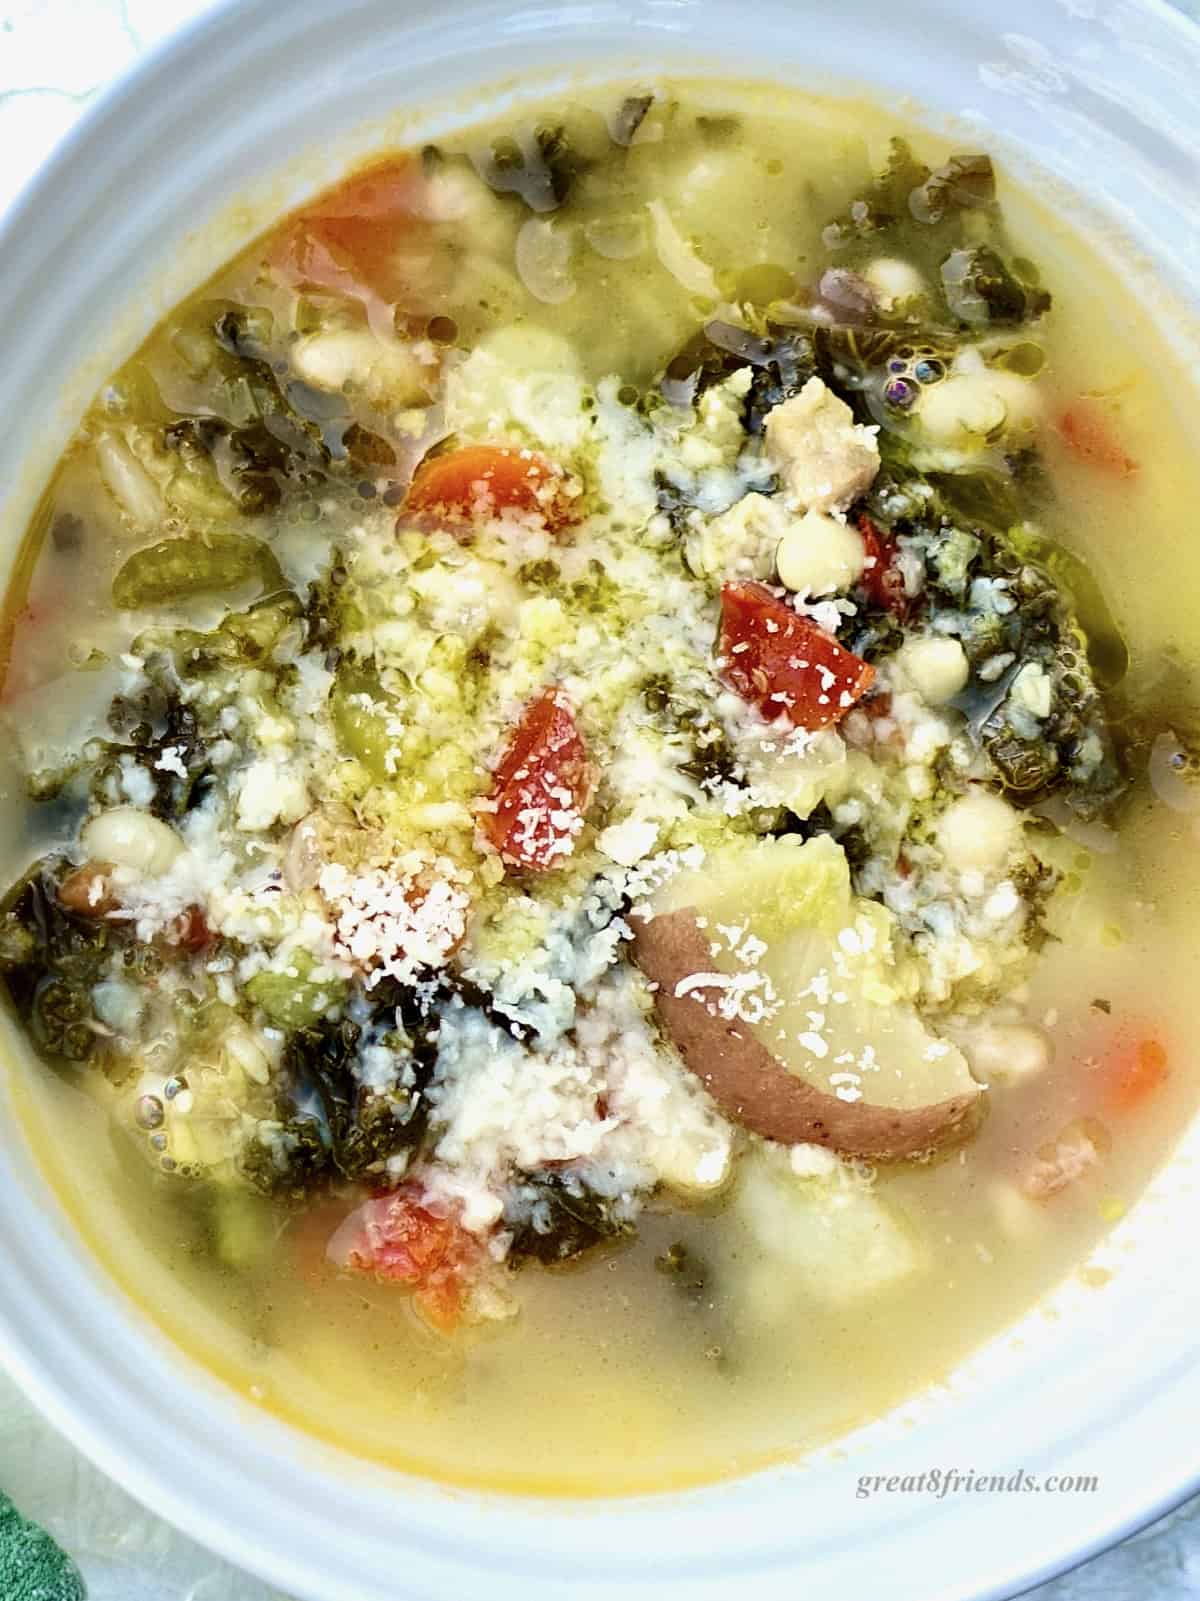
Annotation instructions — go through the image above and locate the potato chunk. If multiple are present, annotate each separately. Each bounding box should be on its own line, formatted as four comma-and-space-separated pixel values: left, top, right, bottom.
633, 835, 982, 1160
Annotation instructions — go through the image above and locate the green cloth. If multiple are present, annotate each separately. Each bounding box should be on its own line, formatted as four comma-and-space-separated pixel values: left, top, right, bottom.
0, 1489, 86, 1601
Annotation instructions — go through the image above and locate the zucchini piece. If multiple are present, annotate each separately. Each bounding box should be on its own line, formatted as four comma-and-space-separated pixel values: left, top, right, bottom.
112, 531, 286, 610
246, 951, 347, 1030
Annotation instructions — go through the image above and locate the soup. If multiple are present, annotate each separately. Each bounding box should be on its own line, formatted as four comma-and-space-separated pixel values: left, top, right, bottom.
2, 81, 1199, 1496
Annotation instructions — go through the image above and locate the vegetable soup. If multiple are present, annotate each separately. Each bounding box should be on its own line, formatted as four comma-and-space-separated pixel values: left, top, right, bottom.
3, 81, 1199, 1494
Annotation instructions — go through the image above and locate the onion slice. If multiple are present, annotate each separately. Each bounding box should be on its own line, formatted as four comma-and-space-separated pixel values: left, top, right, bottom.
646, 199, 720, 300
515, 216, 575, 305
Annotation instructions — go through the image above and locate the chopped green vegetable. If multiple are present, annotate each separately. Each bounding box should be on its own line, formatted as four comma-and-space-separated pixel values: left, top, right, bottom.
1008, 525, 1128, 689
0, 858, 116, 1065
112, 531, 286, 610
238, 1117, 332, 1202
659, 322, 816, 432
143, 593, 302, 682
941, 245, 1049, 327
910, 152, 996, 223
507, 1171, 633, 1265
479, 123, 585, 212
822, 138, 1050, 336
284, 1006, 431, 1181
655, 1240, 711, 1305
329, 666, 405, 780
246, 951, 347, 1029
209, 1186, 275, 1271
858, 470, 1127, 818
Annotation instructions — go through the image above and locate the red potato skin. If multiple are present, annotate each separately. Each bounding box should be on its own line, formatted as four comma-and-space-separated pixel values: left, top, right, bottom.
632, 907, 982, 1160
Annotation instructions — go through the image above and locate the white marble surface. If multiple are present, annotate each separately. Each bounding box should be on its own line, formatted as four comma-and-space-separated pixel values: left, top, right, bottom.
2, 1, 1200, 1596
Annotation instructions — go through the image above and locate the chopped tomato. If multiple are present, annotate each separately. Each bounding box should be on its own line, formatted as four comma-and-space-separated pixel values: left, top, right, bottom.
854, 511, 910, 617
404, 444, 581, 534
326, 1188, 484, 1331
1056, 400, 1138, 477
479, 688, 592, 871
267, 156, 435, 306
717, 580, 875, 730
1108, 1037, 1169, 1112
167, 905, 213, 953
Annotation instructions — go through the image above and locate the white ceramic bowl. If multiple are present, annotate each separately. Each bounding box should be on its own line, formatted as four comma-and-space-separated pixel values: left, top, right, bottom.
2, 2, 1200, 1597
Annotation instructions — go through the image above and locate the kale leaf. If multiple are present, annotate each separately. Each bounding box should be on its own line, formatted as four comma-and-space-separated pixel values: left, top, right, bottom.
860, 473, 1127, 818
477, 124, 585, 212
241, 982, 440, 1198
823, 139, 1050, 334
98, 670, 213, 820
158, 304, 333, 512
0, 856, 117, 1064
659, 321, 818, 432
506, 1170, 633, 1265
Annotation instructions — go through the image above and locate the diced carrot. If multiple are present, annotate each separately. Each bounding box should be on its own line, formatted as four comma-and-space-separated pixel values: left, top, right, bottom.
1109, 1037, 1169, 1112
1056, 400, 1138, 477
404, 444, 582, 534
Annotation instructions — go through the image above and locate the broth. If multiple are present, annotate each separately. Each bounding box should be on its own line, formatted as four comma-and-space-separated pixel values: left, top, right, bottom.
3, 81, 1200, 1495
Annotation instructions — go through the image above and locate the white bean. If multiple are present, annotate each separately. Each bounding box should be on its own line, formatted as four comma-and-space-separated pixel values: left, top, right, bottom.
776, 509, 866, 596
81, 807, 183, 876
291, 329, 430, 407
936, 788, 1020, 873
917, 368, 1041, 450
894, 635, 969, 706
964, 1022, 1052, 1082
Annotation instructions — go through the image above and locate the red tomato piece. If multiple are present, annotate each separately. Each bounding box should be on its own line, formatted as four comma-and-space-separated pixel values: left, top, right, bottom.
326, 1188, 484, 1332
717, 581, 875, 730
480, 688, 592, 871
267, 156, 434, 306
405, 444, 581, 534
1056, 400, 1138, 477
167, 905, 213, 953
854, 511, 910, 617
